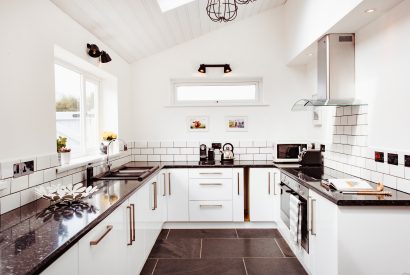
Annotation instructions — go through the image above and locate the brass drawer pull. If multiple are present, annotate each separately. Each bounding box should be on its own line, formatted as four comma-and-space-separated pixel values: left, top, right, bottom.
268, 172, 271, 194
168, 173, 171, 196
199, 172, 223, 175
237, 172, 240, 195
90, 225, 113, 246
163, 173, 166, 196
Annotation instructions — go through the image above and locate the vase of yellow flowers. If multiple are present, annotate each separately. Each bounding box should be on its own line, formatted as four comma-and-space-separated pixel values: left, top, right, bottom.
100, 131, 117, 154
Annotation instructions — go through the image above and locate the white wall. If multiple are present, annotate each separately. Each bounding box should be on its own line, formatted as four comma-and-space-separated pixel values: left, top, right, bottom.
0, 0, 132, 160
285, 0, 363, 62
130, 8, 322, 144
356, 0, 410, 151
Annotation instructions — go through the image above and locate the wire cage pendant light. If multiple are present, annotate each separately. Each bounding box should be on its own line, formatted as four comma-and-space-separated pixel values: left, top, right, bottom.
206, 0, 238, 23
235, 0, 255, 4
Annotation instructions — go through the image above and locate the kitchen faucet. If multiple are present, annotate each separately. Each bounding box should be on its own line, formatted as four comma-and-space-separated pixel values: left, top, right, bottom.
106, 138, 128, 173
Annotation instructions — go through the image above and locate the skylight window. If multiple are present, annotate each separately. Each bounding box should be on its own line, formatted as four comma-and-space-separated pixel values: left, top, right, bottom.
157, 0, 195, 12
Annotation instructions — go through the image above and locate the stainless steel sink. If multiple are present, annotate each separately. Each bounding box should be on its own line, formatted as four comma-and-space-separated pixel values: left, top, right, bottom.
96, 165, 159, 181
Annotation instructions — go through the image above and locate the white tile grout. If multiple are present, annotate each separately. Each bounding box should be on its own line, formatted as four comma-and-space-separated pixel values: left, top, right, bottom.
274, 238, 286, 258
151, 259, 159, 275
200, 239, 203, 259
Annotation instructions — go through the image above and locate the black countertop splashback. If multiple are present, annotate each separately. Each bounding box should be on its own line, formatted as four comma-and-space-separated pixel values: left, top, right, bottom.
2, 161, 410, 275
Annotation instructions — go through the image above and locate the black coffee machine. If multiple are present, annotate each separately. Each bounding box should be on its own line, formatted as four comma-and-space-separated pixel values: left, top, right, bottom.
200, 144, 207, 162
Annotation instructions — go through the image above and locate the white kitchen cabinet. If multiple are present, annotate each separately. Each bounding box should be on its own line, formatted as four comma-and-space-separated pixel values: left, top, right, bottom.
232, 168, 244, 222
41, 243, 79, 275
145, 176, 163, 250
165, 169, 189, 221
78, 205, 127, 275
189, 200, 233, 221
308, 189, 338, 275
249, 168, 280, 222
127, 183, 149, 275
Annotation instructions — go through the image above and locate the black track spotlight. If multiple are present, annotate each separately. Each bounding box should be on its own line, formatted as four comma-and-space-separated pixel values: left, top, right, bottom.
100, 51, 112, 63
87, 44, 101, 58
87, 43, 112, 63
224, 64, 232, 73
198, 64, 206, 73
198, 64, 232, 74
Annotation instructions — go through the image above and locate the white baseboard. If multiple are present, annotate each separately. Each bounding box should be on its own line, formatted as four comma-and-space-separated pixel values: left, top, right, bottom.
163, 221, 278, 229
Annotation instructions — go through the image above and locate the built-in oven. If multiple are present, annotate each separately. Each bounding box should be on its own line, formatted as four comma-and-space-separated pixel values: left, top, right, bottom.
280, 173, 309, 253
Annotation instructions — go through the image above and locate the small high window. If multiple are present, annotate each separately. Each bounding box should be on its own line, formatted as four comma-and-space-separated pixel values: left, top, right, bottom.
172, 79, 262, 106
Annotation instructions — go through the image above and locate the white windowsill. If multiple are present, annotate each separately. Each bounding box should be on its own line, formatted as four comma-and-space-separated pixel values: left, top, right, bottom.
56, 152, 124, 173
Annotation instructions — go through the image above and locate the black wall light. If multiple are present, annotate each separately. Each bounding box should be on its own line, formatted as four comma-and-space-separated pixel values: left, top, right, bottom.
198, 64, 232, 74
87, 43, 112, 63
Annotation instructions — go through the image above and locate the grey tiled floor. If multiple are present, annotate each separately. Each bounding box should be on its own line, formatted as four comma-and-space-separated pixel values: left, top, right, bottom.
141, 229, 307, 275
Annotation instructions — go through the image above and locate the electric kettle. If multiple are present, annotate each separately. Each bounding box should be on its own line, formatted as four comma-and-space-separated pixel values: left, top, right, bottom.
221, 143, 234, 163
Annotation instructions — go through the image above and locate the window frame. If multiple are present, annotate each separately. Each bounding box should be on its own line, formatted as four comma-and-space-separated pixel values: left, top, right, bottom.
170, 78, 263, 107
54, 60, 101, 158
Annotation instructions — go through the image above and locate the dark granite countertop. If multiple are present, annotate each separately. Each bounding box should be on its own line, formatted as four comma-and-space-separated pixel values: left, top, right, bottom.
3, 161, 410, 274
280, 166, 410, 206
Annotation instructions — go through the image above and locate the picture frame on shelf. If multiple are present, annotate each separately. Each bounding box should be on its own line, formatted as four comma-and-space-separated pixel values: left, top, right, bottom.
225, 116, 248, 132
187, 116, 209, 132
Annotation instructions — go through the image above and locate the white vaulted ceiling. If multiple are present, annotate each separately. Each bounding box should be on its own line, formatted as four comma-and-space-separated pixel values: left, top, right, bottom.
50, 0, 287, 63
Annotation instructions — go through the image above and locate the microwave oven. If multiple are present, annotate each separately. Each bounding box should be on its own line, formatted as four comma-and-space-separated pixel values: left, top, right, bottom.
273, 143, 308, 163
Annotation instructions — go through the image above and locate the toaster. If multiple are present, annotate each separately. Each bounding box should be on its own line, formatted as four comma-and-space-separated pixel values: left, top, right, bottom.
299, 150, 323, 166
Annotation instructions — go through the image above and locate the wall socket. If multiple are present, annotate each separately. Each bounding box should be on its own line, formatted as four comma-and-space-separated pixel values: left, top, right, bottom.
387, 153, 398, 165
375, 151, 384, 163
13, 160, 34, 178
405, 155, 410, 167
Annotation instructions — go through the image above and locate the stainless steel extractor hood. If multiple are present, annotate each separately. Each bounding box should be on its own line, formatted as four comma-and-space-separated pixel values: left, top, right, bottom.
292, 33, 365, 111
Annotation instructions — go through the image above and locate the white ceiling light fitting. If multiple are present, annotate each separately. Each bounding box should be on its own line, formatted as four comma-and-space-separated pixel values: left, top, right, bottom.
365, 8, 376, 13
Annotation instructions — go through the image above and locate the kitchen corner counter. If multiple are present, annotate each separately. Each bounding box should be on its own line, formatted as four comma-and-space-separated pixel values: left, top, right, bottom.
0, 166, 160, 275
280, 166, 410, 206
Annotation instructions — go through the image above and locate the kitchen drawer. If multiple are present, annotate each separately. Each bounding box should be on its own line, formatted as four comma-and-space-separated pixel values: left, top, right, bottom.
189, 201, 233, 222
189, 178, 232, 200
189, 168, 232, 179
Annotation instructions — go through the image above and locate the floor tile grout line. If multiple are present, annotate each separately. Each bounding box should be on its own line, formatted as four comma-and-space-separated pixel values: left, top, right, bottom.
165, 229, 171, 240
242, 258, 249, 275
148, 256, 292, 260
151, 259, 159, 275
235, 228, 239, 238
274, 238, 286, 258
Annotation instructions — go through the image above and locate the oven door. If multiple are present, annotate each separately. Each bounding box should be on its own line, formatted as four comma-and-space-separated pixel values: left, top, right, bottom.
280, 183, 291, 229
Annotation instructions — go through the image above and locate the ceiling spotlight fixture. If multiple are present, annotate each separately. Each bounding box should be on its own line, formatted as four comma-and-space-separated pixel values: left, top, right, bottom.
206, 0, 238, 23
365, 8, 376, 13
198, 64, 232, 74
87, 43, 112, 63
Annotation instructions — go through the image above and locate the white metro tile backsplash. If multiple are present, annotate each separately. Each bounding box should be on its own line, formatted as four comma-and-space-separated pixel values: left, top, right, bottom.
324, 106, 410, 194
131, 139, 274, 163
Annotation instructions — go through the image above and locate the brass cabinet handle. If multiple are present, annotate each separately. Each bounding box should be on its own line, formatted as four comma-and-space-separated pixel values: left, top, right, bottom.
131, 204, 135, 242
237, 172, 240, 195
199, 183, 223, 186
199, 172, 223, 175
163, 173, 166, 196
90, 225, 113, 246
200, 204, 223, 208
127, 206, 133, 245
268, 172, 271, 194
168, 172, 171, 196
